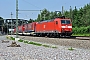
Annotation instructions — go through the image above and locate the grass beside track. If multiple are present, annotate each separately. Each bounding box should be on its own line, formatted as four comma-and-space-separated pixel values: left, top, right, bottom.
7, 36, 57, 48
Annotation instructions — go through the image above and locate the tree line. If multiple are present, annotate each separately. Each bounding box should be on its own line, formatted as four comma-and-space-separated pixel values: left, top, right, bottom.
32, 3, 90, 28
29, 3, 90, 35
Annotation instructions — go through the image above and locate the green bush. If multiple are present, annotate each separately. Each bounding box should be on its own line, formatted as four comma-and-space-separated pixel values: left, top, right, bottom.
18, 39, 23, 42
24, 40, 28, 43
42, 45, 50, 47
68, 47, 74, 51
28, 42, 42, 46
10, 37, 15, 40
51, 46, 57, 48
73, 26, 90, 35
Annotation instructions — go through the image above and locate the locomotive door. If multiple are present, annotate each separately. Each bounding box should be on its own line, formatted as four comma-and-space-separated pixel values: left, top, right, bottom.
55, 21, 58, 33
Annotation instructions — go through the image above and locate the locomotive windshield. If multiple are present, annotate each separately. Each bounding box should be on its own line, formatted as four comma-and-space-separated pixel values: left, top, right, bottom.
61, 20, 70, 24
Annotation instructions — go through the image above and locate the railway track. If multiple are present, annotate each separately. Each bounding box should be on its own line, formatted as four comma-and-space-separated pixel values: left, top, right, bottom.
65, 36, 90, 40
18, 35, 90, 49
20, 35, 90, 40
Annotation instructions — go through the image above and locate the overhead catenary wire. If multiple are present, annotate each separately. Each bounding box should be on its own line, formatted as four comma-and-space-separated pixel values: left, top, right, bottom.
21, 0, 41, 9
18, 10, 42, 11
19, 0, 42, 20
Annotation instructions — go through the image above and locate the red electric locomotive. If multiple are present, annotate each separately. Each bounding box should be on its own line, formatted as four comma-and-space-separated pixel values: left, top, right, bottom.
35, 16, 72, 37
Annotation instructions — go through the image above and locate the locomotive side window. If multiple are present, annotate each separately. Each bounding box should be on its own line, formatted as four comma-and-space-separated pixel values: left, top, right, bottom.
61, 20, 70, 24
56, 21, 58, 24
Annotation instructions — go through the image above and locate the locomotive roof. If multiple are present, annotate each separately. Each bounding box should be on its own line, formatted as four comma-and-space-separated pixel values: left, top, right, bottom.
40, 20, 51, 22
38, 16, 70, 23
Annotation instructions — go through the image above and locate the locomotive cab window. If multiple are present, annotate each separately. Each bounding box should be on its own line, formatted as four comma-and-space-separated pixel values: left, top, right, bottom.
61, 20, 70, 24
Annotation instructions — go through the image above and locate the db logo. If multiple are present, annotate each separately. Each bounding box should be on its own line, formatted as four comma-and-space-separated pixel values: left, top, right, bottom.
65, 25, 68, 28
44, 25, 46, 28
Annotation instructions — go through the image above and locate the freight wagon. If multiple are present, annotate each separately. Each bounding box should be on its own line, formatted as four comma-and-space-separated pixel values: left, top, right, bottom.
17, 22, 37, 35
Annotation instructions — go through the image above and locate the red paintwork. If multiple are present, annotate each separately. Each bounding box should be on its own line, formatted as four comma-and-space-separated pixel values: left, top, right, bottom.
27, 22, 37, 31
23, 24, 28, 32
17, 22, 37, 33
35, 18, 72, 33
17, 25, 24, 32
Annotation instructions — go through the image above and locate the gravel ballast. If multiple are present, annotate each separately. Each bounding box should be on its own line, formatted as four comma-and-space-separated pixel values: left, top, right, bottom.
0, 35, 90, 60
